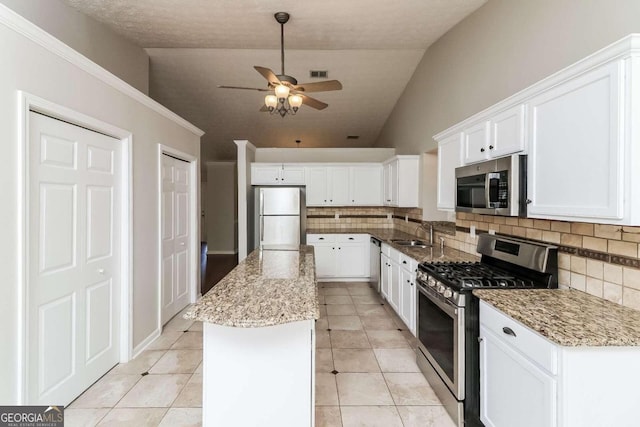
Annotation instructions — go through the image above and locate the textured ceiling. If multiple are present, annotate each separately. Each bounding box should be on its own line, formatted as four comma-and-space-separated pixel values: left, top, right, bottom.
63, 0, 487, 161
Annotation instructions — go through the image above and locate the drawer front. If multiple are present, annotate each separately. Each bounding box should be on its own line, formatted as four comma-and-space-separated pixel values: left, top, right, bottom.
335, 234, 369, 243
399, 253, 418, 272
480, 301, 557, 375
389, 247, 402, 264
307, 234, 335, 244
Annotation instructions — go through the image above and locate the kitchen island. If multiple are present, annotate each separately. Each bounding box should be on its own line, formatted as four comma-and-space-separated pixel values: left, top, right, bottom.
184, 245, 319, 427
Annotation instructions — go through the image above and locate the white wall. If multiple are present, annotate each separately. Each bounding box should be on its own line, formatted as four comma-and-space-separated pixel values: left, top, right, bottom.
0, 0, 149, 94
255, 147, 396, 163
205, 162, 237, 254
235, 141, 256, 261
0, 8, 201, 403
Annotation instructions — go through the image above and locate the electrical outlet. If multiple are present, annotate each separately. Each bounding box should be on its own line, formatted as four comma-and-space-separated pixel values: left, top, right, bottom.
470, 225, 476, 238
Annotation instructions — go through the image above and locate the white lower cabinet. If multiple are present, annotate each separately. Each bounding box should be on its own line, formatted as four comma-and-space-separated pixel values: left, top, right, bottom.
479, 300, 640, 427
380, 243, 417, 335
307, 234, 369, 280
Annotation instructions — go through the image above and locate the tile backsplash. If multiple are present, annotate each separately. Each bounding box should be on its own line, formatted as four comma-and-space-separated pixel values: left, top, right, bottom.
444, 213, 640, 311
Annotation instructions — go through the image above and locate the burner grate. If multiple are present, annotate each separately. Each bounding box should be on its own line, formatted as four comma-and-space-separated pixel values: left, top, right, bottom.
420, 261, 538, 289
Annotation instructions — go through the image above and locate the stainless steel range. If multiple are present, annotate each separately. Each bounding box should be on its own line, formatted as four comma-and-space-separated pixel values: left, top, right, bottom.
415, 233, 558, 427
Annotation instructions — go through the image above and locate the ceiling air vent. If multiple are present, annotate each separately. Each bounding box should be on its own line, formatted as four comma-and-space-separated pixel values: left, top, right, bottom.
310, 70, 328, 78
346, 135, 359, 140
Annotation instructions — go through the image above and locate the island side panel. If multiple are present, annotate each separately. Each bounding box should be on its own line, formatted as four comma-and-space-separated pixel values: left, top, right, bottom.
202, 319, 315, 427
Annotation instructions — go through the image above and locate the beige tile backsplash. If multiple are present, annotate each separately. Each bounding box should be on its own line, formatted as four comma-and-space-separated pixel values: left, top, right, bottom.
447, 213, 640, 311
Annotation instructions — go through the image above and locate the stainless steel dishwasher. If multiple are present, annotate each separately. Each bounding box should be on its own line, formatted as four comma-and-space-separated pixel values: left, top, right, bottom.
369, 237, 381, 293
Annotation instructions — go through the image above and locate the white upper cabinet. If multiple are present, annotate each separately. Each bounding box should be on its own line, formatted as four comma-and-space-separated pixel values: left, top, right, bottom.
437, 133, 463, 211
305, 167, 328, 205
433, 35, 640, 225
350, 165, 383, 206
526, 61, 624, 222
328, 167, 350, 206
251, 163, 305, 185
383, 156, 419, 207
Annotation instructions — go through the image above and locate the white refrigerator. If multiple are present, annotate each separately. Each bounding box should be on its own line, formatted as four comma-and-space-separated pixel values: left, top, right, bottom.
254, 187, 306, 250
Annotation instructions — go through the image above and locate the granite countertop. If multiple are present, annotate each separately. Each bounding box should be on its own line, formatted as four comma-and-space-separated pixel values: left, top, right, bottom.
306, 227, 479, 263
474, 289, 640, 347
184, 245, 319, 327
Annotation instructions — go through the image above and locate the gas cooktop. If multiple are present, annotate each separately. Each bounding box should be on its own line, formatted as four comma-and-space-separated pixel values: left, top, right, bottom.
419, 262, 538, 289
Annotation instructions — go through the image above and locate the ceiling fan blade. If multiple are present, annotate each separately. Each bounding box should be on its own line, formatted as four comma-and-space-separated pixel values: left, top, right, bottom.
299, 94, 328, 110
218, 85, 270, 92
254, 66, 281, 86
294, 80, 343, 93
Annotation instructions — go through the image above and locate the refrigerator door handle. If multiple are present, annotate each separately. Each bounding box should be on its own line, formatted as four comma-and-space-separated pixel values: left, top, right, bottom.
260, 189, 264, 216
260, 215, 264, 244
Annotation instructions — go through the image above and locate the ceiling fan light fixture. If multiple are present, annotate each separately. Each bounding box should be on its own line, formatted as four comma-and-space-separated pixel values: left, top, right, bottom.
289, 94, 303, 110
265, 94, 278, 109
274, 84, 290, 100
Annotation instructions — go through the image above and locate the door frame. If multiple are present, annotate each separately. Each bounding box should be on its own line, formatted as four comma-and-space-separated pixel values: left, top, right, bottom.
17, 91, 133, 404
157, 144, 199, 329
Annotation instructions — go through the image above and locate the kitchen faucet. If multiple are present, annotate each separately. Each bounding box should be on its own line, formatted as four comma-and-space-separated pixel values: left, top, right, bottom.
414, 222, 434, 246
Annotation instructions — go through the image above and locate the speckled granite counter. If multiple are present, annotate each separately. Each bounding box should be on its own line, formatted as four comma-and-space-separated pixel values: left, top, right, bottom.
184, 245, 319, 327
474, 289, 640, 346
306, 227, 479, 263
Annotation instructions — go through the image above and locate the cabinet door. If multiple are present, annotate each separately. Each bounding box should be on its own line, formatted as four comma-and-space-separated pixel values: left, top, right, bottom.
281, 166, 305, 185
350, 166, 382, 205
526, 61, 623, 221
337, 243, 367, 278
480, 326, 557, 427
383, 163, 392, 205
463, 121, 490, 164
328, 167, 350, 205
490, 104, 526, 158
380, 254, 391, 300
389, 161, 399, 206
313, 243, 335, 278
388, 260, 401, 312
395, 157, 420, 207
437, 133, 463, 211
305, 167, 328, 206
251, 165, 280, 185
399, 268, 416, 334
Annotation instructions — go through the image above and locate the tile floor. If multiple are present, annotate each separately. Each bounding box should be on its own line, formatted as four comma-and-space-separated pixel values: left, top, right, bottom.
65, 282, 454, 427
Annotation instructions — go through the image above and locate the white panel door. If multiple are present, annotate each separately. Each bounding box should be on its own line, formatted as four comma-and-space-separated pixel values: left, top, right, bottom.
28, 112, 121, 405
162, 154, 191, 324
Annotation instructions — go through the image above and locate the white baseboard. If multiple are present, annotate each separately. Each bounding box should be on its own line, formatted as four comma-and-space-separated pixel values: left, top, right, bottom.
316, 277, 373, 283
207, 250, 237, 255
131, 328, 161, 360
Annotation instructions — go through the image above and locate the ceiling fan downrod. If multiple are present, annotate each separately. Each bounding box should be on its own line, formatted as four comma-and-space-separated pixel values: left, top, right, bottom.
274, 12, 290, 77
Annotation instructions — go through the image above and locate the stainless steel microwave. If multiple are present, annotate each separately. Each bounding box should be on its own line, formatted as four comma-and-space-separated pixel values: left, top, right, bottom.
455, 155, 527, 217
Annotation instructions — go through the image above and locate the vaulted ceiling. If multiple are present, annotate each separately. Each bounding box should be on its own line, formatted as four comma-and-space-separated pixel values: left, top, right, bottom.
63, 0, 486, 161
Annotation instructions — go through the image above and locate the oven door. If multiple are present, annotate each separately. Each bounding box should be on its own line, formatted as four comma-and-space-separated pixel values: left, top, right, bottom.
416, 280, 465, 399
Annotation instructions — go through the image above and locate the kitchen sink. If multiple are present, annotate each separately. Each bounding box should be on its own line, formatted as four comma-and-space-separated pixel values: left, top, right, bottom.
390, 239, 432, 248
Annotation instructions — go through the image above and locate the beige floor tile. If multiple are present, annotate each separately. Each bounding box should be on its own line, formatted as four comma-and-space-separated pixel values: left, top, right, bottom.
351, 295, 381, 305
149, 350, 202, 374
384, 373, 441, 405
348, 287, 377, 296
366, 330, 410, 349
321, 287, 351, 296
109, 351, 166, 375
158, 408, 202, 427
373, 349, 420, 373
336, 373, 394, 406
147, 331, 185, 351
321, 282, 349, 288
330, 330, 371, 349
316, 373, 339, 406
318, 295, 326, 304
316, 329, 332, 348
194, 362, 203, 374
396, 406, 455, 427
117, 374, 190, 407
328, 316, 363, 331
360, 315, 398, 331
164, 313, 194, 332
326, 304, 357, 315
316, 348, 335, 373
64, 408, 109, 427
341, 406, 403, 427
98, 408, 167, 426
172, 374, 202, 408
346, 282, 371, 289
354, 304, 387, 316
188, 322, 203, 332
333, 349, 380, 373
325, 295, 354, 305
319, 305, 328, 318
171, 331, 203, 350
316, 318, 329, 330
315, 406, 342, 427
70, 374, 141, 408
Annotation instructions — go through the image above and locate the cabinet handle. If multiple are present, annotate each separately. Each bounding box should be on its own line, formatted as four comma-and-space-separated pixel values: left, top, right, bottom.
480, 148, 485, 152
489, 145, 494, 150
407, 279, 410, 283
275, 177, 279, 180
502, 327, 517, 337
338, 247, 341, 250
526, 199, 532, 204
319, 237, 324, 240
348, 237, 354, 240
324, 200, 327, 202
402, 260, 407, 264
330, 199, 333, 202
332, 247, 335, 250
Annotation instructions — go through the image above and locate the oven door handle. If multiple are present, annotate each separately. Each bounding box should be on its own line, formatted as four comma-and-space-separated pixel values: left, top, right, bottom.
417, 281, 458, 317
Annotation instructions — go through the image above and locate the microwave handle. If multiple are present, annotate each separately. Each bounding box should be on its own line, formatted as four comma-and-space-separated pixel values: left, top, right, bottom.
486, 172, 500, 208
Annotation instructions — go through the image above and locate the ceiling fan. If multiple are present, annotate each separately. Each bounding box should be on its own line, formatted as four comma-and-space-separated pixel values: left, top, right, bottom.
218, 12, 343, 116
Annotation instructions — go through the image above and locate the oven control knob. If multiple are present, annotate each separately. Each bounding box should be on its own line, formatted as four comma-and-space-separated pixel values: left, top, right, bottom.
443, 289, 453, 298
453, 291, 459, 301
437, 284, 445, 294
